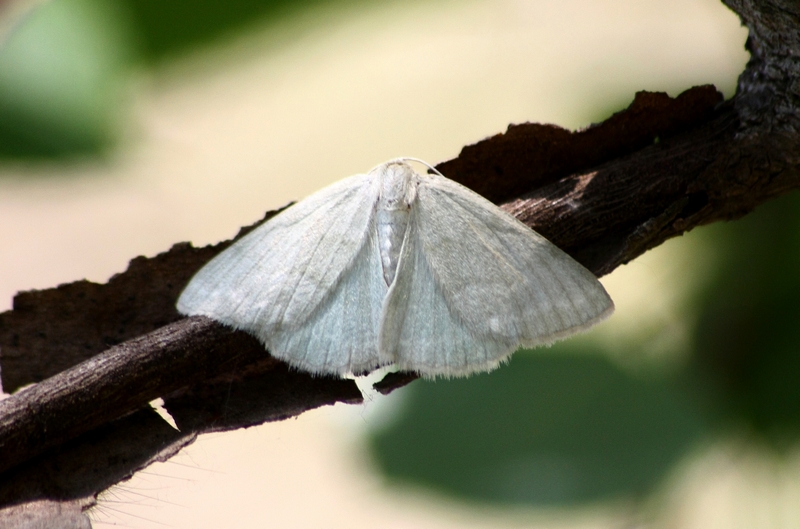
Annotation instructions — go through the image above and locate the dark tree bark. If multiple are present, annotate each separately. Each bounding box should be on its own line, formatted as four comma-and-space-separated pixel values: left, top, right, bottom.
2, 0, 800, 525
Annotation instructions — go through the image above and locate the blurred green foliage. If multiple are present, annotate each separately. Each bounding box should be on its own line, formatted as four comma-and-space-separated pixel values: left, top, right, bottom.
371, 346, 708, 506
691, 191, 800, 446
0, 0, 134, 158
123, 0, 334, 64
0, 0, 356, 160
370, 191, 800, 507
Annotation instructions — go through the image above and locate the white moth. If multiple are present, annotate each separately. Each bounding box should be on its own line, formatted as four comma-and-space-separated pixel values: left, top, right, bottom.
177, 158, 613, 377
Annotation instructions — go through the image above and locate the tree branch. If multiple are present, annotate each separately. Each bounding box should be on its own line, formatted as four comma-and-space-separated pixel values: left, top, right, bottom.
1, 0, 799, 519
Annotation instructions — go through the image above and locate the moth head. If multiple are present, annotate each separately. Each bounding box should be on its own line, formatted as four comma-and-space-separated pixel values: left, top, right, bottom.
376, 160, 417, 210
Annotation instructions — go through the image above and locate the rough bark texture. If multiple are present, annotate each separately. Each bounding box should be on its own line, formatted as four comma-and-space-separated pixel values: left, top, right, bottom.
2, 0, 800, 525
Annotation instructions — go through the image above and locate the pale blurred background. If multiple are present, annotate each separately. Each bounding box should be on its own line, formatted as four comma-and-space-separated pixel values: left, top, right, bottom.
6, 0, 800, 528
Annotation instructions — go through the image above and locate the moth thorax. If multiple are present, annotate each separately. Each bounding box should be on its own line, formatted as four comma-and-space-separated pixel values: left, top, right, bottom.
376, 162, 415, 287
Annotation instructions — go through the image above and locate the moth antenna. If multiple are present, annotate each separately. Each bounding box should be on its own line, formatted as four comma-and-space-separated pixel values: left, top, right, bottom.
395, 157, 445, 177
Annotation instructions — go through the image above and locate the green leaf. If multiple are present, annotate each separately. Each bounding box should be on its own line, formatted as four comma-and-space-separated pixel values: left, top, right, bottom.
370, 347, 707, 506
